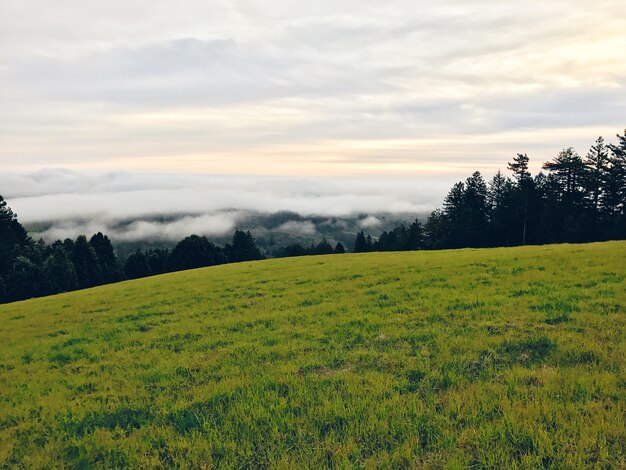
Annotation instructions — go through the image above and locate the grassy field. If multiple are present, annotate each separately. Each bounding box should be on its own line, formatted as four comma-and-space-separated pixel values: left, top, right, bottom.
0, 242, 624, 468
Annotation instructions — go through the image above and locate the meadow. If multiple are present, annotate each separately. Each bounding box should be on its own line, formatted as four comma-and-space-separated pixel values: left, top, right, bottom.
0, 242, 624, 468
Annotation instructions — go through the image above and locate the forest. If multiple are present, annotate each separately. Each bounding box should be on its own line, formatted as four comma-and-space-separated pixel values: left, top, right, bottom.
0, 130, 624, 304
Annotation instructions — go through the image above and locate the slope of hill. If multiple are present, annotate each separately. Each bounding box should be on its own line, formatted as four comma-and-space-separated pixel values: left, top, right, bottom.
1, 242, 624, 468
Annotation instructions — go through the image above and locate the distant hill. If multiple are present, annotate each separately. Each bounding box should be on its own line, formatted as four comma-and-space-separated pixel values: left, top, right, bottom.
0, 242, 624, 467
25, 210, 426, 260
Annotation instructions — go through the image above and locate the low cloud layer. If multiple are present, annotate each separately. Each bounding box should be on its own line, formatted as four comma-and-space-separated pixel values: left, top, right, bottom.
1, 169, 451, 241
35, 213, 240, 243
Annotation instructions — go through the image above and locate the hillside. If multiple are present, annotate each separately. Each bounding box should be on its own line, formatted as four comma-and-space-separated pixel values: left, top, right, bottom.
0, 242, 624, 468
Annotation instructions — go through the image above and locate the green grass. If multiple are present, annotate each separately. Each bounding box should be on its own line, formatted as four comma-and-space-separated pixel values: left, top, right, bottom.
1, 242, 625, 468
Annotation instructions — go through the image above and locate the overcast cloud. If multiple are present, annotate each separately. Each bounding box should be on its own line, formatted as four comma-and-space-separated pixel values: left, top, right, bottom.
0, 169, 453, 241
0, 1, 624, 238
1, 0, 624, 176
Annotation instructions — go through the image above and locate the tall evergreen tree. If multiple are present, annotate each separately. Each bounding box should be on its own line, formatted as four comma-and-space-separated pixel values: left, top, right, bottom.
407, 219, 423, 250
4, 256, 42, 302
146, 248, 170, 275
124, 250, 152, 280
583, 137, 610, 213
0, 195, 29, 276
542, 148, 590, 242
334, 242, 346, 254
423, 209, 446, 249
169, 235, 226, 272
42, 247, 78, 295
313, 238, 334, 255
488, 171, 515, 246
507, 153, 531, 182
226, 230, 264, 263
542, 148, 587, 205
508, 154, 535, 245
89, 232, 123, 283
353, 231, 369, 253
442, 173, 489, 247
464, 172, 489, 246
71, 235, 104, 289
276, 243, 307, 257
606, 130, 626, 215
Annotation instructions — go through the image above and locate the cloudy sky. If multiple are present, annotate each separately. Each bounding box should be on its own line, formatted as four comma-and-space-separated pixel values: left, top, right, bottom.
2, 0, 624, 175
0, 0, 624, 236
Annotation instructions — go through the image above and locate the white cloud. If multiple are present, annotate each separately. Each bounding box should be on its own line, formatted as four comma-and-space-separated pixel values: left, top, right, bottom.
276, 220, 317, 236
35, 213, 239, 242
0, 0, 624, 175
0, 169, 449, 241
359, 216, 383, 229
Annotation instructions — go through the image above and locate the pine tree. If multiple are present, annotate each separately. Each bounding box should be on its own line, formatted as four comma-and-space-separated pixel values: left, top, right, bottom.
488, 171, 514, 245
542, 148, 587, 204
72, 235, 104, 289
406, 219, 423, 250
227, 230, 264, 263
124, 250, 152, 279
146, 249, 170, 275
0, 195, 29, 276
353, 231, 369, 253
507, 153, 531, 182
90, 232, 123, 284
4, 256, 42, 302
508, 154, 537, 245
606, 130, 626, 215
313, 238, 334, 255
441, 173, 489, 248
42, 247, 78, 295
583, 137, 610, 213
169, 235, 226, 272
423, 210, 446, 249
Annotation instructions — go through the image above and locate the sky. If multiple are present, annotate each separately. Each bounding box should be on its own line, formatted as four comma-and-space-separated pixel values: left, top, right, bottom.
0, 0, 624, 235
1, 0, 625, 175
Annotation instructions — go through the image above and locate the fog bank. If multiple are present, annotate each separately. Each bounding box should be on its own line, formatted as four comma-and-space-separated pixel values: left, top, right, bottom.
1, 169, 453, 241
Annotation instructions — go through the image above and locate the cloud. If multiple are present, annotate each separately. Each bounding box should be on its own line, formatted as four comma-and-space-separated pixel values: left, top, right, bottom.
0, 0, 624, 174
35, 213, 239, 242
358, 216, 383, 229
0, 169, 451, 241
276, 220, 317, 236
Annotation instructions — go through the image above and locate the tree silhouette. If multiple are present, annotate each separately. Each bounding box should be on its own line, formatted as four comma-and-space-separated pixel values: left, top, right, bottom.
169, 235, 226, 272
4, 256, 42, 302
313, 238, 334, 255
508, 153, 531, 182
423, 209, 446, 249
606, 130, 626, 215
72, 235, 104, 289
583, 137, 610, 213
407, 219, 423, 250
42, 247, 78, 295
124, 250, 152, 280
543, 148, 587, 205
226, 230, 264, 263
0, 195, 29, 276
353, 231, 369, 253
90, 232, 123, 284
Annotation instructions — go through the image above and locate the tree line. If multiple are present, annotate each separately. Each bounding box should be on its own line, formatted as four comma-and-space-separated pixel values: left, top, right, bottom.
0, 130, 624, 304
0, 208, 263, 304
273, 239, 346, 258
351, 131, 626, 251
